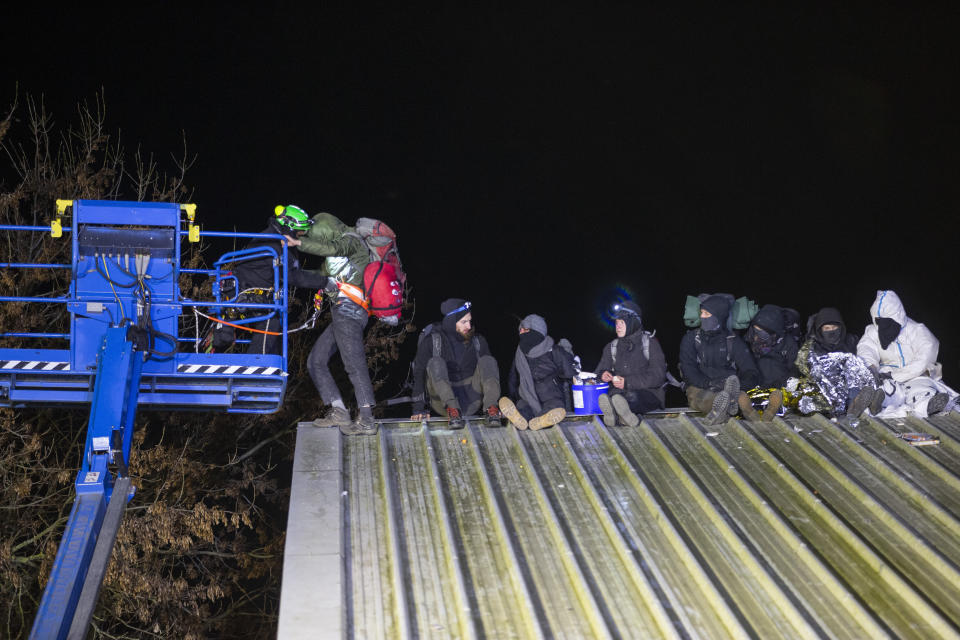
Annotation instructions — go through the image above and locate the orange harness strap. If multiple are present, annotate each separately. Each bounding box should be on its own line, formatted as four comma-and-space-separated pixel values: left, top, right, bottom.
336, 282, 371, 314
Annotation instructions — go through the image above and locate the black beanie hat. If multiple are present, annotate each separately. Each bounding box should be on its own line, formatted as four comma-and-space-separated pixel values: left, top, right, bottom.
441, 298, 471, 333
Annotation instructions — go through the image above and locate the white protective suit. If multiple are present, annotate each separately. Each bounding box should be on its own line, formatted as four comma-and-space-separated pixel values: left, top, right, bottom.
857, 289, 954, 417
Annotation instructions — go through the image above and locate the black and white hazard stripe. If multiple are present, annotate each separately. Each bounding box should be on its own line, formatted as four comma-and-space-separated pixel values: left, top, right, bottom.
0, 360, 69, 371
177, 364, 282, 376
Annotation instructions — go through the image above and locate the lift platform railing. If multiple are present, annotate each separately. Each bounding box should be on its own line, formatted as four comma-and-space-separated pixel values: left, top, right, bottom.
0, 200, 305, 413
6, 199, 312, 639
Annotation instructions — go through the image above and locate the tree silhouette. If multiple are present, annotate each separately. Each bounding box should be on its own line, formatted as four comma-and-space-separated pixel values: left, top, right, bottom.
0, 91, 410, 639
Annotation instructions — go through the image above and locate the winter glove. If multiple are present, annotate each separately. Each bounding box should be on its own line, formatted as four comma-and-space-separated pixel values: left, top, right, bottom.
379, 314, 400, 326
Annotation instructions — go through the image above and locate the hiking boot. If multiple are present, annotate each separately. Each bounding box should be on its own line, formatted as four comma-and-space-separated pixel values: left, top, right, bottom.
313, 405, 351, 428
869, 388, 885, 415
446, 406, 464, 429
703, 391, 732, 426
485, 405, 503, 427
927, 392, 950, 415
498, 397, 528, 430
723, 375, 740, 396
529, 407, 566, 431
611, 394, 640, 427
762, 390, 783, 421
724, 376, 741, 415
848, 388, 875, 418
738, 392, 761, 421
340, 413, 378, 436
598, 393, 617, 427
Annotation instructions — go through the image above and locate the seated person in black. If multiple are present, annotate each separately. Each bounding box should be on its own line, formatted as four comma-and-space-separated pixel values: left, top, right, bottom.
595, 301, 667, 427
410, 299, 502, 427
678, 294, 759, 426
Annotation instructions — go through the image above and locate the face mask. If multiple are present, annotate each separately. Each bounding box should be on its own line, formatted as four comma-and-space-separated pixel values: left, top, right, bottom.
876, 317, 901, 350
700, 315, 721, 332
820, 327, 841, 345
518, 330, 544, 354
750, 326, 778, 356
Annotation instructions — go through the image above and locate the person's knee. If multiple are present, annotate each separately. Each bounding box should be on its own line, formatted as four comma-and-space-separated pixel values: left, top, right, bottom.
686, 386, 712, 412
477, 355, 500, 382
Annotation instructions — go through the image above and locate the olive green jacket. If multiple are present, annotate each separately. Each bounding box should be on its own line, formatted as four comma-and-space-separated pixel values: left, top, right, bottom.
297, 212, 370, 287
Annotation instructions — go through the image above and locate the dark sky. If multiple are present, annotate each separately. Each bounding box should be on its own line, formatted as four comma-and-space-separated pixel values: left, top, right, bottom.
4, 4, 960, 398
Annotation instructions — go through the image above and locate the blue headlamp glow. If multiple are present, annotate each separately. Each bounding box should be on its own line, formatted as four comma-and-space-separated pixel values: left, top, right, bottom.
445, 301, 472, 317
612, 304, 640, 320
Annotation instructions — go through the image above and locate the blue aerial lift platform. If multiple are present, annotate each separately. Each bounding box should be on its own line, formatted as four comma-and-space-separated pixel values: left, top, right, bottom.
1, 199, 301, 639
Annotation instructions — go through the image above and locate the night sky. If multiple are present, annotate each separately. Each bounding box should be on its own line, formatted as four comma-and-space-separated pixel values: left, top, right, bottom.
5, 4, 960, 404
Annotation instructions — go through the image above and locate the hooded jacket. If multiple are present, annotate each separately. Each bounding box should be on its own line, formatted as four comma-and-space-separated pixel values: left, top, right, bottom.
796, 307, 859, 376
744, 304, 800, 388
296, 212, 370, 287
507, 314, 578, 413
595, 302, 668, 405
233, 220, 328, 292
857, 290, 939, 383
678, 294, 759, 391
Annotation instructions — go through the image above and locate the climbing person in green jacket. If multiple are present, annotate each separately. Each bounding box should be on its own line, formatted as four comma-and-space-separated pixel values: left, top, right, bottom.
289, 212, 379, 435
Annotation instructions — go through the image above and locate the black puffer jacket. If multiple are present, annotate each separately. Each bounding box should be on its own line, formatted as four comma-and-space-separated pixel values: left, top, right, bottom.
508, 336, 578, 412
595, 328, 668, 406
678, 294, 759, 391
744, 304, 800, 389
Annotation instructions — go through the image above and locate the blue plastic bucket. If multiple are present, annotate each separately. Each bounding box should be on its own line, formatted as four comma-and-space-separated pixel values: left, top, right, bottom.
572, 382, 610, 415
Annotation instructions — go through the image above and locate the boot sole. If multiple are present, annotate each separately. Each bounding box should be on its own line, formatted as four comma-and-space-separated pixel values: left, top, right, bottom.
597, 394, 617, 427
723, 375, 740, 396
314, 411, 351, 428
339, 423, 379, 435
927, 393, 949, 415
704, 391, 731, 426
610, 394, 640, 427
529, 407, 567, 431
848, 388, 874, 418
498, 397, 528, 429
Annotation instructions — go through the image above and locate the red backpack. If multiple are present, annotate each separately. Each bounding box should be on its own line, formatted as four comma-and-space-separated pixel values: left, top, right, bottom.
348, 218, 406, 319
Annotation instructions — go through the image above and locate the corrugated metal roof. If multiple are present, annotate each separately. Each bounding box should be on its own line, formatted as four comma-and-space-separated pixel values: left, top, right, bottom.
279, 410, 960, 639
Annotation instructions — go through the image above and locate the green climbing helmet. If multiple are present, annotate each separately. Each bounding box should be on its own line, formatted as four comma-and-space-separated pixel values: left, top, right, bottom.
274, 204, 314, 232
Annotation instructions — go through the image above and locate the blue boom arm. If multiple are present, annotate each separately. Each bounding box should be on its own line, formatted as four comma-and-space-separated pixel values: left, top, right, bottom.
30, 326, 144, 640
7, 199, 295, 638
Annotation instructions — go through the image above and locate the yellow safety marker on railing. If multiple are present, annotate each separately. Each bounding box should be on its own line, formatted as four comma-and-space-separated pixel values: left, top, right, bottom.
181, 203, 200, 243
52, 199, 73, 238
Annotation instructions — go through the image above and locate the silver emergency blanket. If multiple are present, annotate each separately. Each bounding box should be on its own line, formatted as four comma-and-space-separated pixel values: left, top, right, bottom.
800, 352, 876, 416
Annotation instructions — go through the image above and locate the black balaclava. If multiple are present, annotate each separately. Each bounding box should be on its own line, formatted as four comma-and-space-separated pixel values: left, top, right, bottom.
820, 327, 842, 345
813, 307, 846, 347
748, 304, 784, 356
519, 330, 545, 354
441, 298, 473, 340
876, 317, 902, 350
750, 326, 776, 356
614, 301, 643, 337
699, 295, 730, 334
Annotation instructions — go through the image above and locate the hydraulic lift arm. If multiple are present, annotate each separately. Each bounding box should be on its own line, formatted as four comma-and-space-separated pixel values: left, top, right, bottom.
30, 326, 144, 640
